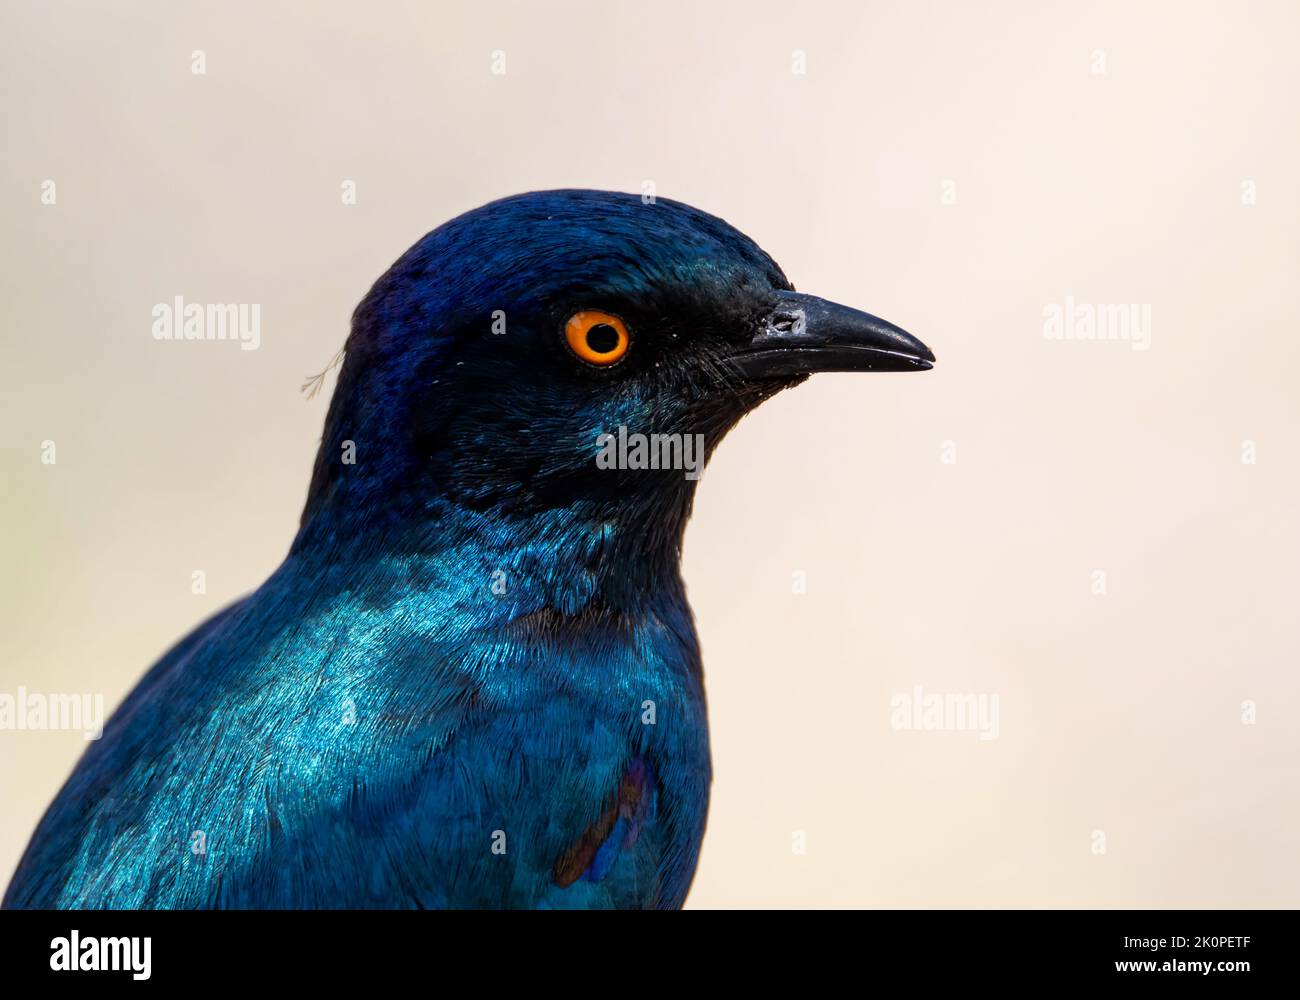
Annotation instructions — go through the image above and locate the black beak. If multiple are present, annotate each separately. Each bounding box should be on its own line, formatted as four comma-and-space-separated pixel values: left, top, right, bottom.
730, 290, 935, 379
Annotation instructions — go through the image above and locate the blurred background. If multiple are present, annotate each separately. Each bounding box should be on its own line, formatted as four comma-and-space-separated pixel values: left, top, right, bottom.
1, 0, 1297, 907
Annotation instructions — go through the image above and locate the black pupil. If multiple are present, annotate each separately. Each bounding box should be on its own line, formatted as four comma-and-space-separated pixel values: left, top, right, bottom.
586, 323, 620, 354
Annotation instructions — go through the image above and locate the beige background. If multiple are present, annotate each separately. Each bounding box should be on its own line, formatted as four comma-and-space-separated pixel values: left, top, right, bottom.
2, 0, 1297, 908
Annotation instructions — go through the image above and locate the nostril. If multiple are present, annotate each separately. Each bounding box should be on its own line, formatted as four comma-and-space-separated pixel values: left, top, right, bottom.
768, 307, 809, 337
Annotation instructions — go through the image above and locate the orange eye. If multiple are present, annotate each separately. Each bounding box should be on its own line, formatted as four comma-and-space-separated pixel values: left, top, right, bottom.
564, 310, 631, 366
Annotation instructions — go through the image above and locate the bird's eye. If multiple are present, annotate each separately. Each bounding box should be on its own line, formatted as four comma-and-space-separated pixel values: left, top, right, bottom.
564, 310, 631, 367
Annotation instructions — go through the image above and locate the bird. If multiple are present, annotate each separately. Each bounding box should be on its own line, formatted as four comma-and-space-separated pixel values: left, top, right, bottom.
4, 190, 934, 909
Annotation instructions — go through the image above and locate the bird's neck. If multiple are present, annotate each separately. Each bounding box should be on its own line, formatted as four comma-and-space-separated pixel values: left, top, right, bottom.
293, 491, 694, 621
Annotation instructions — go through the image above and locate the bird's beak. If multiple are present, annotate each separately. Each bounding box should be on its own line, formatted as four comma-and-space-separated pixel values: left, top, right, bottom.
729, 290, 935, 379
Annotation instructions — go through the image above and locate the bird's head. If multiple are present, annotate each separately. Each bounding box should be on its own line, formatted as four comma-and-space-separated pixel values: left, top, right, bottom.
297, 190, 932, 583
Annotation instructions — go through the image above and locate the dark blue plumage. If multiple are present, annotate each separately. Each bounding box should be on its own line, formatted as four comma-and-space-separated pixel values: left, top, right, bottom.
4, 190, 933, 908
